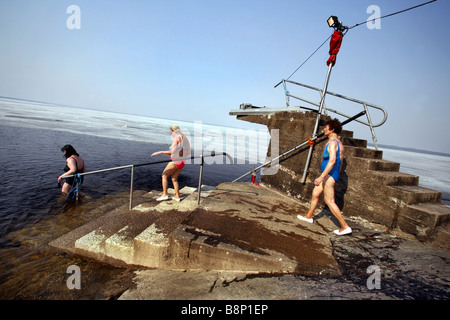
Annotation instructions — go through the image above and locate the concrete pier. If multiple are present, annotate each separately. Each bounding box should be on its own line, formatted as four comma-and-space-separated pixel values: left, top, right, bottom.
47, 183, 450, 300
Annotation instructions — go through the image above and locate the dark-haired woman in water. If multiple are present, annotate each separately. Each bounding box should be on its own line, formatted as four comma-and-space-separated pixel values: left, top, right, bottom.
57, 144, 85, 194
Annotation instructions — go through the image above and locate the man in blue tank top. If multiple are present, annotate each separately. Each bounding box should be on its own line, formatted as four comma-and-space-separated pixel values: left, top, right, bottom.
297, 118, 352, 236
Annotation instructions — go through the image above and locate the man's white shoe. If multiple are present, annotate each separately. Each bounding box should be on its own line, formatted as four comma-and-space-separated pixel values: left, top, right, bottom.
297, 215, 313, 223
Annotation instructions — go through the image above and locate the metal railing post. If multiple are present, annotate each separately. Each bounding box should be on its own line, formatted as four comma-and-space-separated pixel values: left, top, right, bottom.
129, 165, 134, 210
363, 103, 378, 150
282, 80, 290, 107
197, 155, 204, 205
301, 62, 334, 184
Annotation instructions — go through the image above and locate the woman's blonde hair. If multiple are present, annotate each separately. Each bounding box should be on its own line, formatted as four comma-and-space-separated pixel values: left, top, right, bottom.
170, 125, 181, 133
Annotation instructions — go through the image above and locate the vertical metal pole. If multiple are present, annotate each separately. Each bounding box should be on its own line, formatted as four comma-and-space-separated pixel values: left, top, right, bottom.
319, 90, 329, 116
363, 103, 378, 150
197, 155, 204, 205
74, 175, 79, 201
282, 80, 290, 107
129, 165, 134, 210
300, 62, 333, 183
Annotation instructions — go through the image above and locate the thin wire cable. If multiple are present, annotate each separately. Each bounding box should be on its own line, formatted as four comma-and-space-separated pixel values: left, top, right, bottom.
283, 0, 437, 81
349, 0, 437, 29
286, 35, 331, 81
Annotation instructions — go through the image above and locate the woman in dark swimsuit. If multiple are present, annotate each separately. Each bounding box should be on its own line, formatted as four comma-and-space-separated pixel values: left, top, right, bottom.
297, 119, 352, 236
58, 144, 85, 194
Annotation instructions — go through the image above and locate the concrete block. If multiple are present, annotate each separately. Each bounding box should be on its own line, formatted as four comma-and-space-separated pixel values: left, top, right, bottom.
388, 186, 441, 205
168, 224, 300, 273
372, 171, 419, 186
75, 229, 108, 259
133, 223, 170, 268
398, 202, 450, 236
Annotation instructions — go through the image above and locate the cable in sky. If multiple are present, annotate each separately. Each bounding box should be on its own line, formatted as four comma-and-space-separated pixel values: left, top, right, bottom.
285, 35, 331, 81
348, 0, 437, 29
281, 0, 437, 83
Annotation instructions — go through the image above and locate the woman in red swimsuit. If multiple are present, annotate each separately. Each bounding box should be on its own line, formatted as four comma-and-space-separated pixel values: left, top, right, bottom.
151, 125, 190, 202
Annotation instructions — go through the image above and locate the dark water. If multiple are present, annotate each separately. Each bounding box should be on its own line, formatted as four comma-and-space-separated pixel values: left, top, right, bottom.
0, 125, 254, 299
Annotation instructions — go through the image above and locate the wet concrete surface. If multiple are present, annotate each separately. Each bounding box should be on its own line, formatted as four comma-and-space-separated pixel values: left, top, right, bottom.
120, 215, 450, 300
174, 183, 339, 274
3, 186, 448, 300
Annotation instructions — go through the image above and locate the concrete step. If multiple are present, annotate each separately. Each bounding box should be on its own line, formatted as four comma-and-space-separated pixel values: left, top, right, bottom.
345, 145, 383, 159
423, 223, 450, 250
49, 190, 162, 263
398, 202, 450, 236
341, 136, 367, 148
372, 171, 419, 186
352, 157, 400, 172
74, 208, 151, 262
64, 186, 215, 267
133, 205, 193, 268
340, 129, 354, 138
388, 185, 442, 205
132, 186, 216, 268
103, 210, 163, 264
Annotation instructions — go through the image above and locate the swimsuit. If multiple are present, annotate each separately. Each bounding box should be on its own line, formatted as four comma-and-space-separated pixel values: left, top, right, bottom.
321, 139, 341, 182
171, 135, 186, 170
64, 156, 85, 186
174, 161, 185, 170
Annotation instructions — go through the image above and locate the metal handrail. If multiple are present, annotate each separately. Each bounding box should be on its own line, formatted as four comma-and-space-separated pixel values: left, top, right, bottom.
278, 79, 388, 150
233, 110, 367, 183
63, 152, 233, 209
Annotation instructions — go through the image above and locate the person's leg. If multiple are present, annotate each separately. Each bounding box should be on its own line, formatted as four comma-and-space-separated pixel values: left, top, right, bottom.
298, 182, 323, 223
171, 168, 182, 200
304, 183, 324, 219
160, 162, 177, 197
62, 182, 71, 194
323, 176, 350, 232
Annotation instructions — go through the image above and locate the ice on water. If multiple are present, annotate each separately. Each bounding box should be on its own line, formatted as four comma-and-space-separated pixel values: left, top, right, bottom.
1, 97, 448, 203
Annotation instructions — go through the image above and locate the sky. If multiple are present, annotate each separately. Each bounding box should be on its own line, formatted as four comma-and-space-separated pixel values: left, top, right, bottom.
0, 0, 449, 153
